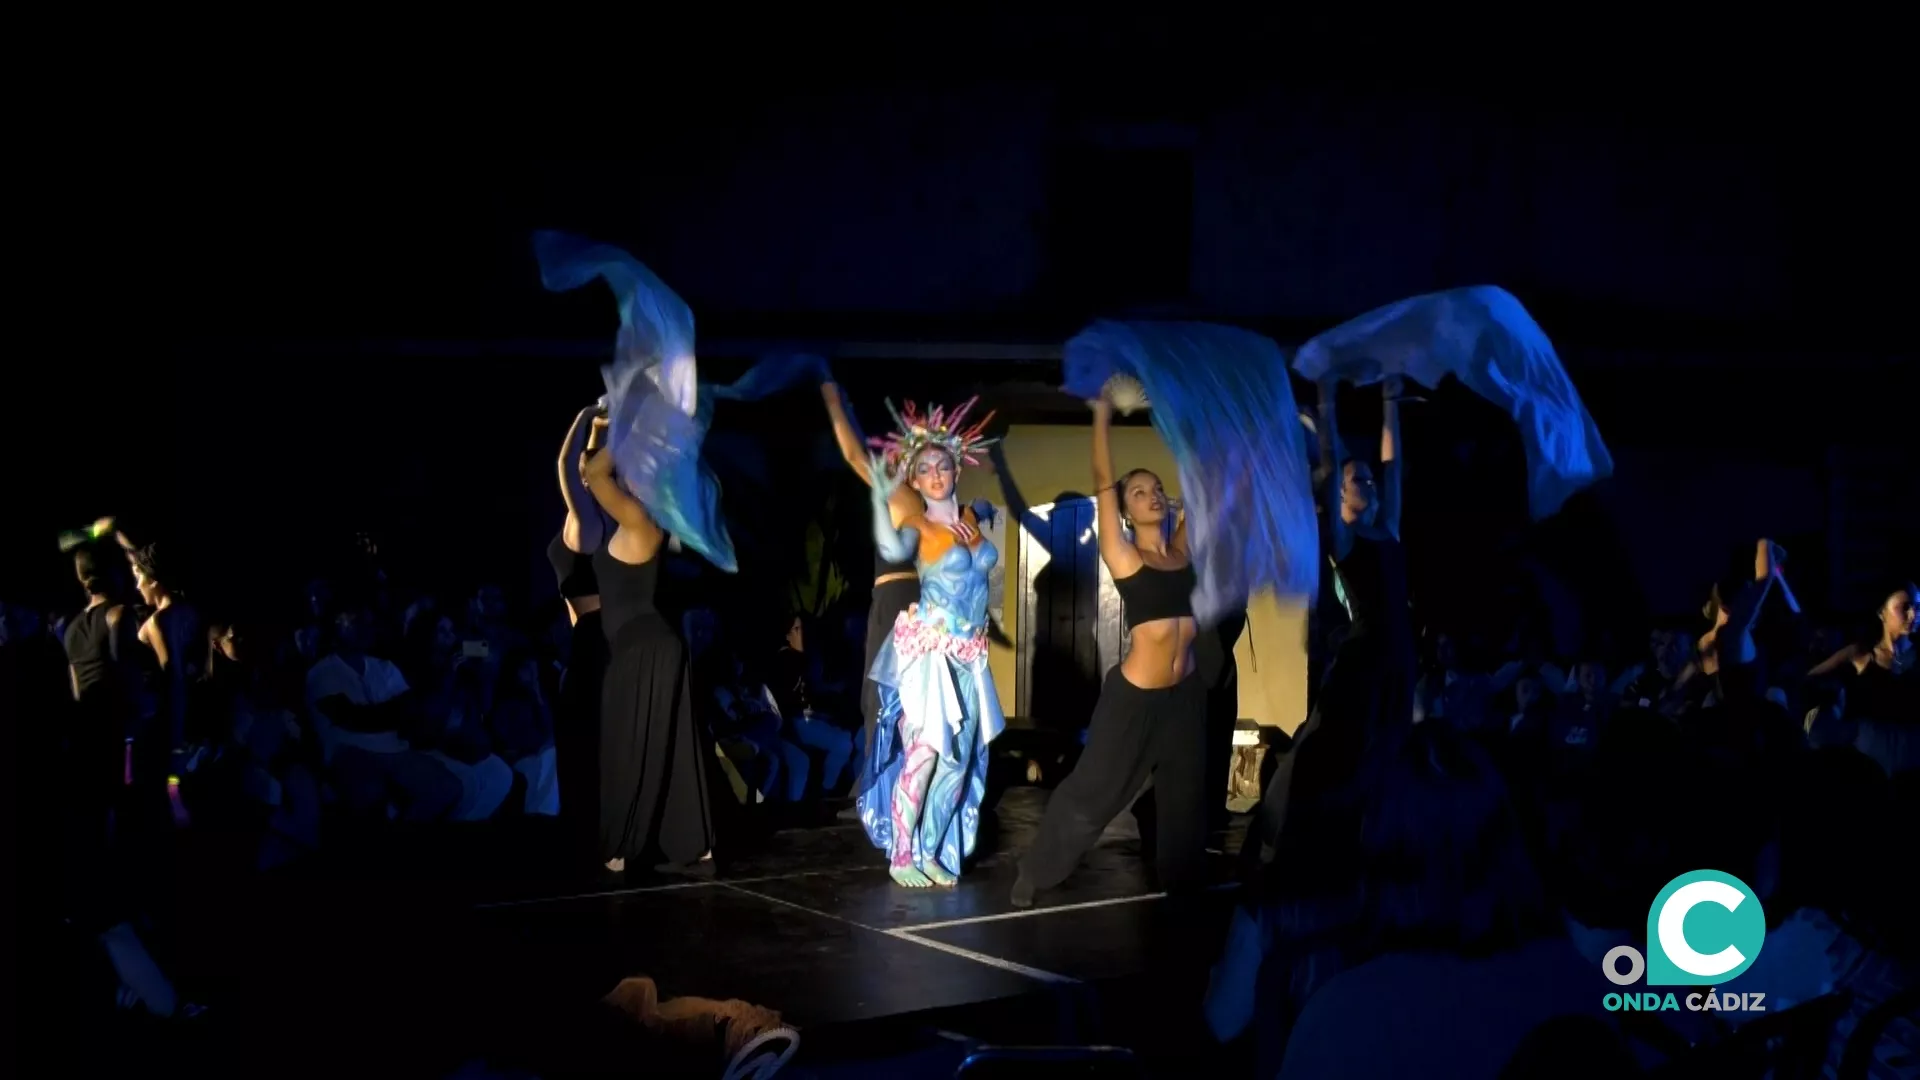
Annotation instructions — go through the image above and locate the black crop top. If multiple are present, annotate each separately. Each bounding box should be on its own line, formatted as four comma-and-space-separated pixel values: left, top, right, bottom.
1115, 562, 1197, 630
875, 551, 916, 580
547, 532, 601, 600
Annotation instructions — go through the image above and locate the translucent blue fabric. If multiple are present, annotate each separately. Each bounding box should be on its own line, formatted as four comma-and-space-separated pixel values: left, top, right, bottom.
1063, 321, 1320, 622
1291, 286, 1613, 519
533, 232, 829, 571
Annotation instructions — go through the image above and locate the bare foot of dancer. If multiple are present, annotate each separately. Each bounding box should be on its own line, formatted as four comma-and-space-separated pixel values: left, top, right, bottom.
891, 864, 934, 888
923, 862, 957, 887
606, 857, 626, 873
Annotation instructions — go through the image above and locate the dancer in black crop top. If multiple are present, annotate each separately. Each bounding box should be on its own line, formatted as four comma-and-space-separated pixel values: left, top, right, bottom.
818, 375, 923, 813
1016, 385, 1209, 906
1246, 375, 1415, 873
552, 404, 613, 861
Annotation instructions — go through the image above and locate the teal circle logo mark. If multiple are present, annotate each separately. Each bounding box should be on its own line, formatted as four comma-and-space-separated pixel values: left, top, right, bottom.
1643, 870, 1766, 986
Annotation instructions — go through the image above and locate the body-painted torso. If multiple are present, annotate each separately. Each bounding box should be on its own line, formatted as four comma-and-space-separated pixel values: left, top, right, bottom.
910, 508, 997, 640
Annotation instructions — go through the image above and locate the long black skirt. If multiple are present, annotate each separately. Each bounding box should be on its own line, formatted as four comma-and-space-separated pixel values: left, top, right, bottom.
860, 577, 921, 764
557, 610, 607, 858
599, 612, 714, 865
1246, 628, 1416, 872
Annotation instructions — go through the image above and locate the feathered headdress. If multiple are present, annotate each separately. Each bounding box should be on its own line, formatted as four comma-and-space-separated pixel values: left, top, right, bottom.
867, 397, 998, 470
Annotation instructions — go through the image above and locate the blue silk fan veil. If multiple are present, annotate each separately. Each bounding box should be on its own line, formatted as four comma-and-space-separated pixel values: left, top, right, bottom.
533, 231, 826, 572
1063, 321, 1320, 625
1292, 286, 1613, 519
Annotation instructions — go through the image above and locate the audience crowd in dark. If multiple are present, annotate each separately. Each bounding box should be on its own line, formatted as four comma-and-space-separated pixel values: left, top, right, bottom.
4, 509, 1913, 1077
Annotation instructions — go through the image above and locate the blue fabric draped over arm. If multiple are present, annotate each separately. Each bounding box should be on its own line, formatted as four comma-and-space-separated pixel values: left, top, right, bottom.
533, 233, 829, 573
1291, 286, 1613, 519
1063, 321, 1320, 625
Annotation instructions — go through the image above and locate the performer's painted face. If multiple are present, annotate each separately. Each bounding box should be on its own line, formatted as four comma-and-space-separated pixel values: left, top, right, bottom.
911, 449, 957, 501
1121, 469, 1168, 529
1881, 586, 1919, 640
1342, 461, 1377, 525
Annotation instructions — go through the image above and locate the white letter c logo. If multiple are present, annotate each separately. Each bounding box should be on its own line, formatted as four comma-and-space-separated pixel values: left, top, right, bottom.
1658, 880, 1748, 978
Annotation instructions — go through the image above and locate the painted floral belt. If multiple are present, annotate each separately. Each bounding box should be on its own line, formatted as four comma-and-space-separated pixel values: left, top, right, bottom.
890, 609, 988, 666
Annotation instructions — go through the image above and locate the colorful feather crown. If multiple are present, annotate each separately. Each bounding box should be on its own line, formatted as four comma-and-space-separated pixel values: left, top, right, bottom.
868, 397, 998, 469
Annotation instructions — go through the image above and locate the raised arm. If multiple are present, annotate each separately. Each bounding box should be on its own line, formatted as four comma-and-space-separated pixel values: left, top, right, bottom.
866, 452, 919, 566
1091, 398, 1143, 578
824, 381, 920, 524
1315, 380, 1354, 562
1378, 376, 1404, 541
580, 420, 665, 560
557, 405, 604, 551
1719, 539, 1783, 667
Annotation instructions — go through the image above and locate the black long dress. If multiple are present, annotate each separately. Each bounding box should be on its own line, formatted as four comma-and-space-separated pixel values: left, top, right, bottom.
1247, 530, 1414, 870
548, 532, 607, 859
594, 546, 714, 865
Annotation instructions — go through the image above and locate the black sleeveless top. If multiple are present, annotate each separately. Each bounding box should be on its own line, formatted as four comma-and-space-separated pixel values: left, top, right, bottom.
593, 548, 660, 642
1331, 533, 1410, 643
64, 604, 130, 712
547, 532, 601, 599
1115, 563, 1197, 631
875, 551, 916, 580
1848, 659, 1915, 723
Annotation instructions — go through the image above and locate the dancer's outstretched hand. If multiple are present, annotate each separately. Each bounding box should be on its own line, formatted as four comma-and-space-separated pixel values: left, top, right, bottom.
1102, 373, 1149, 415
868, 452, 904, 498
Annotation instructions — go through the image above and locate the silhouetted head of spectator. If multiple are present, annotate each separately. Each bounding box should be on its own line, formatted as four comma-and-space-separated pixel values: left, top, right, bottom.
470, 584, 508, 626
72, 543, 129, 602
1512, 669, 1548, 715
333, 606, 377, 656
1354, 723, 1549, 957
783, 613, 807, 654
1573, 658, 1609, 700
1647, 622, 1691, 680
499, 647, 542, 700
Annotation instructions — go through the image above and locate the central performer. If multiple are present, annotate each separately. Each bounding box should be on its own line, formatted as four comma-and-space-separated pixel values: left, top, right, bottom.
857, 400, 1005, 888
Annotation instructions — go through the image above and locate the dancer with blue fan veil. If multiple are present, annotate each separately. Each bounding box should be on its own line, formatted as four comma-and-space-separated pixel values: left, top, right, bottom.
1015, 320, 1319, 907
535, 231, 719, 874
534, 233, 833, 874
1246, 284, 1614, 871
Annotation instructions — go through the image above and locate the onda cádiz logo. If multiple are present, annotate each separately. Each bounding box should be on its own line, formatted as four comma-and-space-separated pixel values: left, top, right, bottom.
1600, 870, 1769, 1014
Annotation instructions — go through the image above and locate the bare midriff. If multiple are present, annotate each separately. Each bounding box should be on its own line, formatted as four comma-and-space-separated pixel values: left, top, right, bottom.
566, 595, 602, 624
1120, 614, 1199, 689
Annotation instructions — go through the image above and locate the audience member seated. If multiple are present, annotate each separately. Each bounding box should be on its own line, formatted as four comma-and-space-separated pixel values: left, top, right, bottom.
490, 650, 558, 815
711, 651, 810, 804
306, 606, 460, 822
767, 614, 860, 796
